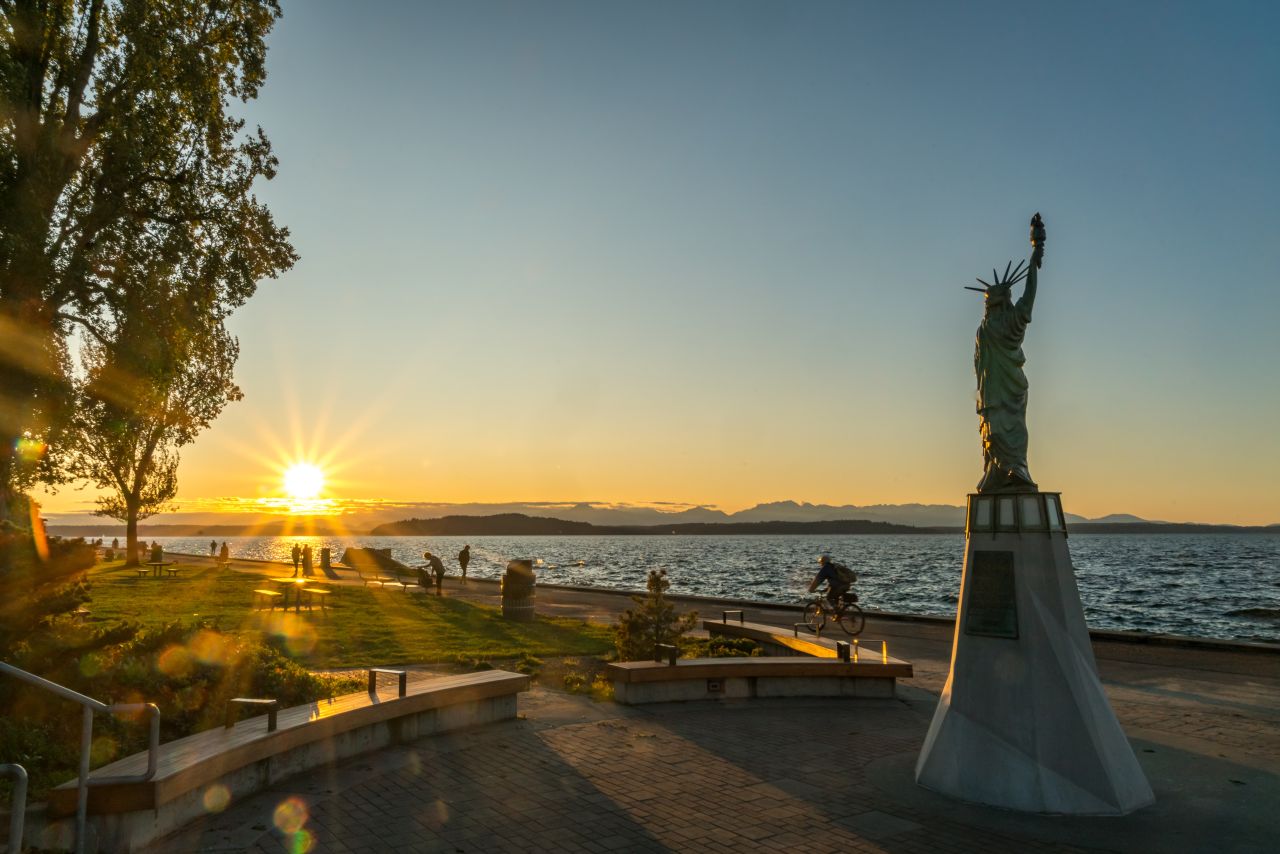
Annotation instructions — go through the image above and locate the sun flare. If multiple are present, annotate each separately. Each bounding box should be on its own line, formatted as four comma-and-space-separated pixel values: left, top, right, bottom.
283, 463, 325, 500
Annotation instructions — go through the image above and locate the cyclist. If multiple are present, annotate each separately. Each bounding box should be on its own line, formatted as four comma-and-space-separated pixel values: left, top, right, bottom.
809, 554, 856, 610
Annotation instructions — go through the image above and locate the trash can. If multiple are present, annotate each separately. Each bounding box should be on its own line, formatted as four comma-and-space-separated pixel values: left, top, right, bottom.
320, 547, 332, 572
501, 559, 536, 621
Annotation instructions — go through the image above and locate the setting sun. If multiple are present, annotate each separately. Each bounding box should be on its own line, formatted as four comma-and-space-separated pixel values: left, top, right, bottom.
283, 463, 325, 500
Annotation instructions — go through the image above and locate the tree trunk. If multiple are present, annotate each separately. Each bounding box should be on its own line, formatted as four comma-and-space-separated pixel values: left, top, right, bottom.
125, 504, 140, 567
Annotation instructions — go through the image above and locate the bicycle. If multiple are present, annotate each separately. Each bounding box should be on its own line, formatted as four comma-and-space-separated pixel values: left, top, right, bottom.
804, 591, 866, 636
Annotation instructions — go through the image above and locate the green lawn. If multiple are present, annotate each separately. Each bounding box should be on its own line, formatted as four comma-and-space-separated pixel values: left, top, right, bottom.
86, 560, 613, 668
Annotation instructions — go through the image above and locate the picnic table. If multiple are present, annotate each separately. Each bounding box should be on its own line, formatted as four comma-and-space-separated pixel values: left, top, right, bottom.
146, 561, 175, 578
269, 577, 313, 612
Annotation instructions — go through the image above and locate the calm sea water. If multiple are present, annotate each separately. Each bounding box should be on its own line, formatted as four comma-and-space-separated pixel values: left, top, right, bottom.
149, 533, 1280, 643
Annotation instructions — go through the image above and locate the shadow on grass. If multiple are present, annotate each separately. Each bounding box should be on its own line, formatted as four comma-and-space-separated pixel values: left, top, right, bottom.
85, 562, 612, 669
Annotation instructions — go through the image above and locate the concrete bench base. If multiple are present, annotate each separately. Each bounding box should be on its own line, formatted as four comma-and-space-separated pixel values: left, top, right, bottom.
615, 674, 896, 704
608, 656, 910, 706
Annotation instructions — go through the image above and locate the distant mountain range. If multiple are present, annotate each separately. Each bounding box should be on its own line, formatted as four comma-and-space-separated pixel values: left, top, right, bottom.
43, 500, 1277, 538
369, 513, 934, 536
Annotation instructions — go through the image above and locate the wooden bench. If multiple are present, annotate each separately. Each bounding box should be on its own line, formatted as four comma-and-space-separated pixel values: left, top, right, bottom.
252, 589, 283, 610
354, 566, 389, 587
383, 569, 414, 591
301, 588, 332, 610
607, 655, 912, 705
47, 670, 530, 853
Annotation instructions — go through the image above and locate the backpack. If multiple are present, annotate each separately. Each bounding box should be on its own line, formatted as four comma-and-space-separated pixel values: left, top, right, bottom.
833, 562, 856, 585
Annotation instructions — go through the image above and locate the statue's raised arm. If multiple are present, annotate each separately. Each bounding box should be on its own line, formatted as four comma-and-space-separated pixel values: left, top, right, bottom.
971, 213, 1046, 493
1016, 213, 1046, 322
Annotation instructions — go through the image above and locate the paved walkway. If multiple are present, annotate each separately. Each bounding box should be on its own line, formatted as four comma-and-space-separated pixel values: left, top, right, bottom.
152, 558, 1279, 853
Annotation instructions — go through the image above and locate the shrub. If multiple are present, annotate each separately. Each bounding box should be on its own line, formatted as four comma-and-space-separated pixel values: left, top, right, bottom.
0, 623, 362, 799
614, 569, 698, 661
680, 636, 762, 658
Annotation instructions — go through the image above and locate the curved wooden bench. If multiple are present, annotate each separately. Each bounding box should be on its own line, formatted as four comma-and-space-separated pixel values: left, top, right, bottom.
607, 655, 911, 705
45, 670, 530, 853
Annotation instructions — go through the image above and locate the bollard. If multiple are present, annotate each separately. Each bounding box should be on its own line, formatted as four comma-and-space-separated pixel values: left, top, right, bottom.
853, 638, 860, 662
881, 640, 888, 664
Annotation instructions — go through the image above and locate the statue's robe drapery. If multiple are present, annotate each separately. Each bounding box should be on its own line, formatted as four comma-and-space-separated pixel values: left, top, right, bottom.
975, 291, 1037, 492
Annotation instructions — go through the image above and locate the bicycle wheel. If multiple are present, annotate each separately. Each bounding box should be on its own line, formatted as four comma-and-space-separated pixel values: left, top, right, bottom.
803, 601, 826, 632
838, 603, 866, 636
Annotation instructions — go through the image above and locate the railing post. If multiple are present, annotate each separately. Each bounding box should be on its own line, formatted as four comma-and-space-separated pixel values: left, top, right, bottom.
75, 704, 92, 854
2, 763, 27, 854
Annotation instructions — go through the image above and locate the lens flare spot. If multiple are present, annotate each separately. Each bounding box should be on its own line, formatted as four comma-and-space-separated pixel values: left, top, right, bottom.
266, 614, 318, 655
15, 435, 47, 463
156, 644, 195, 678
273, 797, 308, 835
289, 829, 315, 853
203, 784, 231, 813
190, 630, 230, 665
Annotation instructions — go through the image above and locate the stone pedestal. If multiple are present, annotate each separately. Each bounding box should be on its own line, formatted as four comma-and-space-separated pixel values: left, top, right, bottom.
915, 492, 1154, 815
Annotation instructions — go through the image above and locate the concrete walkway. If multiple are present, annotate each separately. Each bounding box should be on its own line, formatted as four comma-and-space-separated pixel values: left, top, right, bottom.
152, 560, 1279, 853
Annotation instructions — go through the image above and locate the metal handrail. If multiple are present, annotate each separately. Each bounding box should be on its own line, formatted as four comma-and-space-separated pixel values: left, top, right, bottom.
1, 763, 27, 854
0, 661, 161, 854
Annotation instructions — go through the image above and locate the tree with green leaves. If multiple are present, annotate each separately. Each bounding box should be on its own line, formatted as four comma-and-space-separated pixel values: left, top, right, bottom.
614, 569, 699, 661
72, 260, 244, 564
0, 0, 296, 534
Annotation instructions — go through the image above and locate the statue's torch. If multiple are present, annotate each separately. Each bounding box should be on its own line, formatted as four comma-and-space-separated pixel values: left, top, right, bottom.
1030, 212, 1046, 268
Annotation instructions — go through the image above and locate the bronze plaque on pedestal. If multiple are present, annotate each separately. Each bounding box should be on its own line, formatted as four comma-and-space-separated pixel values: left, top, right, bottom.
965, 551, 1018, 639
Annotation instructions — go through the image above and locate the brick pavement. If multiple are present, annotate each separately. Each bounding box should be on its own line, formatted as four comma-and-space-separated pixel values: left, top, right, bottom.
153, 688, 1092, 854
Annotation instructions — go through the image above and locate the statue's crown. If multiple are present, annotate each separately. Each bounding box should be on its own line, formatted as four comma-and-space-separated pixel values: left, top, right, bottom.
964, 259, 1028, 296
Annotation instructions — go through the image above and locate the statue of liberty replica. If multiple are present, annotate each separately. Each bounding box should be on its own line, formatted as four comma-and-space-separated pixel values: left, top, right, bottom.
972, 213, 1045, 493
915, 214, 1155, 815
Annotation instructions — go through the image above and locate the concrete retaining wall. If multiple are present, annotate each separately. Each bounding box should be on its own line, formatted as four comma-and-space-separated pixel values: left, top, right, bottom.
31, 693, 518, 854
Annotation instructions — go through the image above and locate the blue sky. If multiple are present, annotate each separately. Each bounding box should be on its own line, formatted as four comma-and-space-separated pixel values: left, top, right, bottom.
51, 0, 1278, 524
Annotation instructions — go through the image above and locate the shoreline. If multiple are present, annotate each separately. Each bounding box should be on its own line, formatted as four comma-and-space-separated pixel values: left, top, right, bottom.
163, 550, 1280, 654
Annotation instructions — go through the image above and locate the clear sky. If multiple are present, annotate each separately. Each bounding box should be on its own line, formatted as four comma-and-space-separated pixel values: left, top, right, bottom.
43, 0, 1280, 524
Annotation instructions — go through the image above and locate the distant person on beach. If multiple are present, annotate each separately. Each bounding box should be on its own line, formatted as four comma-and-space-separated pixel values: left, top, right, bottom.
458, 545, 471, 578
210, 539, 217, 556
291, 543, 302, 577
112, 537, 119, 549
302, 544, 313, 577
220, 542, 229, 563
423, 551, 446, 595
809, 554, 855, 610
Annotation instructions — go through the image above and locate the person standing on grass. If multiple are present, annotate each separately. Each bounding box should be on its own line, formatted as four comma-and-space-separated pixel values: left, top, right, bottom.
458, 544, 471, 579
302, 544, 313, 577
291, 543, 302, 577
220, 542, 230, 564
423, 550, 446, 595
